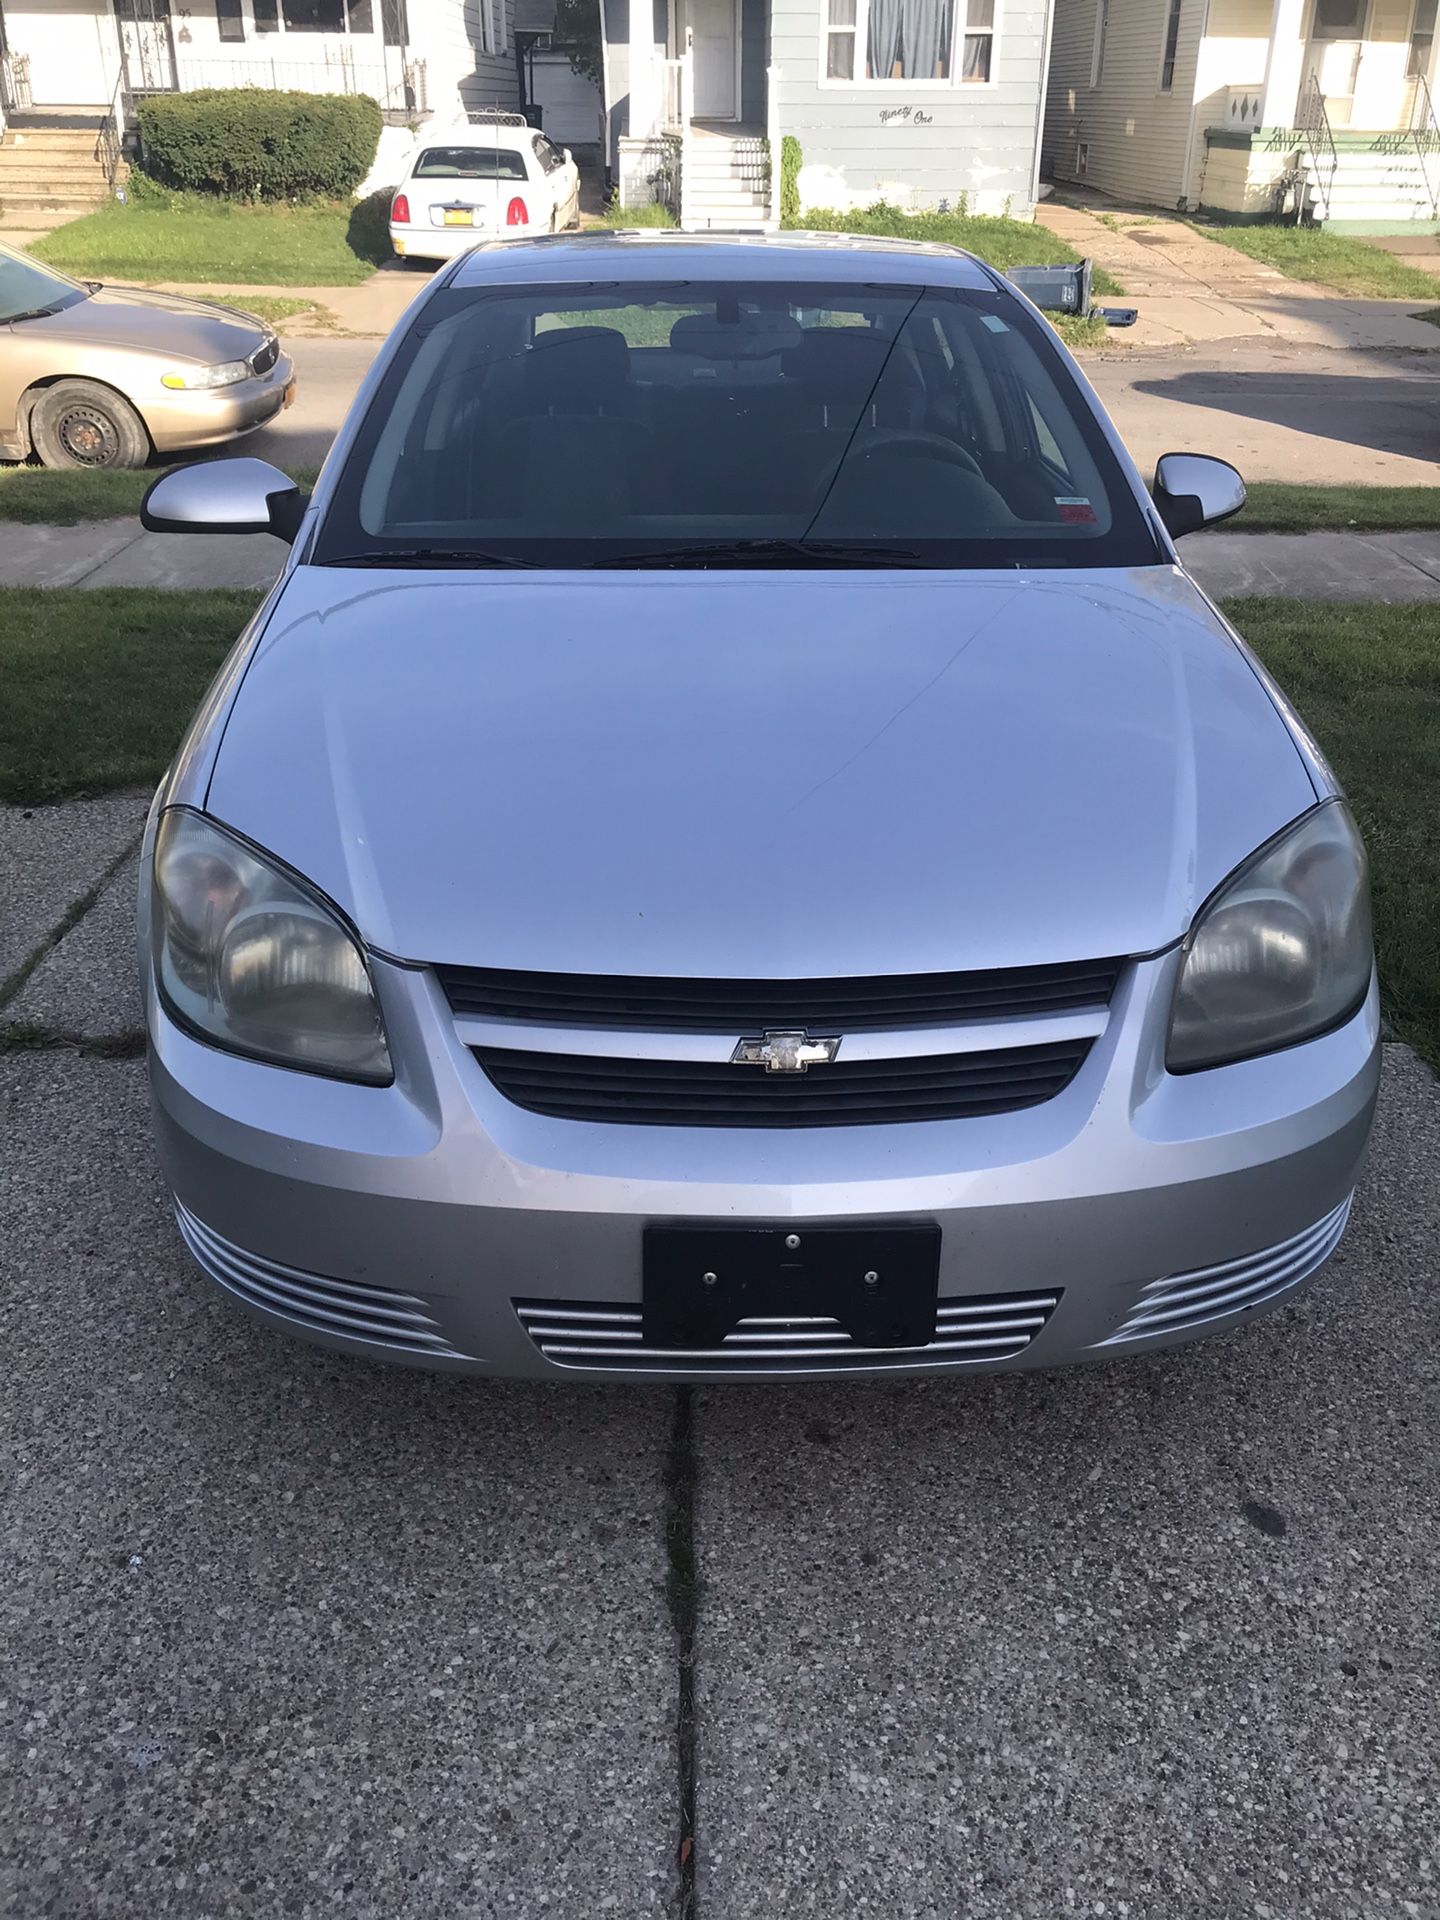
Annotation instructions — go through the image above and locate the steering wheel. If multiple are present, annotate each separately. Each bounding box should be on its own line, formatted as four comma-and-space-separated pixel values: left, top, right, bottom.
850, 429, 985, 479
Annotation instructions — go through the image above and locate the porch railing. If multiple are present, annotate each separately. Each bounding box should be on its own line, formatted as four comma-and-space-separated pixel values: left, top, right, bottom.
0, 48, 32, 116
1410, 69, 1440, 220
171, 52, 427, 114
1292, 73, 1337, 223
96, 67, 126, 190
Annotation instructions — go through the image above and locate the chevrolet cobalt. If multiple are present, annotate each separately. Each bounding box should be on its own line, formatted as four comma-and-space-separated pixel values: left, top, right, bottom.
137, 231, 1378, 1379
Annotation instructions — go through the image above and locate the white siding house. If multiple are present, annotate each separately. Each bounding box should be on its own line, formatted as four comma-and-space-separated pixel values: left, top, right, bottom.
1043, 0, 1440, 230
0, 0, 521, 140
599, 0, 1058, 227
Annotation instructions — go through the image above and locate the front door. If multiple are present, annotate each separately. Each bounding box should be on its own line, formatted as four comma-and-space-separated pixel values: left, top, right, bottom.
1303, 0, 1369, 121
3, 0, 121, 105
115, 0, 177, 94
691, 0, 737, 120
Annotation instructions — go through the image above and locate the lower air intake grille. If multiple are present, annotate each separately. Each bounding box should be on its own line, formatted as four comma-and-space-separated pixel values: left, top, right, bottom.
516, 1290, 1061, 1374
475, 1038, 1092, 1128
176, 1203, 465, 1358
1096, 1194, 1354, 1347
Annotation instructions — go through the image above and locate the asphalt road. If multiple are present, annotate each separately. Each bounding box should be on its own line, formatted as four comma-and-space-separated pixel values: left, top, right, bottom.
4, 830, 1439, 1918
244, 335, 1440, 487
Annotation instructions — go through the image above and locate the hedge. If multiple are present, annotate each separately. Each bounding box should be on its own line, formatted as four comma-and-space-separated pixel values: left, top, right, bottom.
136, 89, 382, 201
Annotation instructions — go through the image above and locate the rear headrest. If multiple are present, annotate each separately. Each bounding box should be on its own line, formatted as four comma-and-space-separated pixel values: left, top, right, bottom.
670, 309, 803, 360
791, 326, 890, 402
524, 325, 631, 407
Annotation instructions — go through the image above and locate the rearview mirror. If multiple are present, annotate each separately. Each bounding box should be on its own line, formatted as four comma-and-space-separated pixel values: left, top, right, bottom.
141, 456, 310, 544
1152, 453, 1245, 540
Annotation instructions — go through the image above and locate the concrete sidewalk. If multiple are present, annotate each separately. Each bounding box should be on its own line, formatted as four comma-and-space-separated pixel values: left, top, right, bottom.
1037, 197, 1440, 355
5, 519, 1440, 601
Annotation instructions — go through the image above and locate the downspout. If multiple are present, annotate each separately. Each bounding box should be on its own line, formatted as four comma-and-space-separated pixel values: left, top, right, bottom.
1030, 0, 1057, 209
598, 0, 616, 180
1178, 0, 1216, 211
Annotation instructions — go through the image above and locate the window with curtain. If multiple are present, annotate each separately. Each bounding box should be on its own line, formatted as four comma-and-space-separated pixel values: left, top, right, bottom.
823, 0, 996, 81
1159, 0, 1183, 91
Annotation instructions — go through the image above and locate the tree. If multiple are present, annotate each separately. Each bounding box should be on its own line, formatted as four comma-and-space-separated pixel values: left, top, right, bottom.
554, 0, 602, 88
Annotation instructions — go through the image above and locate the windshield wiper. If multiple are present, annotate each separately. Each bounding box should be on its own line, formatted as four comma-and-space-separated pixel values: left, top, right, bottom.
319, 547, 541, 570
590, 538, 923, 570
4, 303, 66, 325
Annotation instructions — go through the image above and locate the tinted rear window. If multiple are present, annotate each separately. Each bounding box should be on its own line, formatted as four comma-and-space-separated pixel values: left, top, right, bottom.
317, 278, 1162, 571
413, 146, 526, 181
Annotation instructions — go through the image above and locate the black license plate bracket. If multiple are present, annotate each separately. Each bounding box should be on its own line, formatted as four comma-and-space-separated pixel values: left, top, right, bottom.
643, 1224, 940, 1351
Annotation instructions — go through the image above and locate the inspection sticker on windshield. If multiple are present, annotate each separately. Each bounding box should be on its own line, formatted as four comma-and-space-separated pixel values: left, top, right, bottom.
1056, 496, 1098, 524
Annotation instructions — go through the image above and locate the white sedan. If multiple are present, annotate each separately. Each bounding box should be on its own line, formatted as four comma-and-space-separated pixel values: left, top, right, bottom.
389, 118, 581, 261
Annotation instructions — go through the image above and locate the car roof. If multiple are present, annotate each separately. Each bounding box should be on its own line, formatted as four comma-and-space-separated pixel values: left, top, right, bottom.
445, 229, 1002, 291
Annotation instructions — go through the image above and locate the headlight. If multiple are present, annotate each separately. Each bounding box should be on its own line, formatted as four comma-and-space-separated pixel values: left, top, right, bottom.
152, 808, 392, 1085
1167, 800, 1372, 1072
161, 359, 251, 391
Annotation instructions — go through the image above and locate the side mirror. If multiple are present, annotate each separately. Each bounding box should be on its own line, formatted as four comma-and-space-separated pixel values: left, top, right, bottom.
1152, 452, 1245, 540
563, 147, 573, 163
141, 456, 310, 544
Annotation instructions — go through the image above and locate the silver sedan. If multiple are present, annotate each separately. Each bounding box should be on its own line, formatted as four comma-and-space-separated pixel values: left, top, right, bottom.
136, 231, 1378, 1381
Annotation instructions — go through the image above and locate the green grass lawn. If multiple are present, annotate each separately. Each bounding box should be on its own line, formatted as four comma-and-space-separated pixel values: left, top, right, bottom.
0, 461, 317, 524
1238, 483, 1440, 534
2, 585, 1432, 1069
31, 196, 390, 287
0, 587, 261, 803
1188, 221, 1440, 300
790, 204, 1124, 295
1228, 598, 1440, 1072
215, 293, 322, 326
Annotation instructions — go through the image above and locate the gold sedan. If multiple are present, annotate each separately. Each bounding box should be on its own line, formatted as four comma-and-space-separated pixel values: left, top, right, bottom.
0, 241, 295, 470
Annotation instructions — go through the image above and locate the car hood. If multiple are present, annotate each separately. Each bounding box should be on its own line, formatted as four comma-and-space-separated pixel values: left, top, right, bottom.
206, 566, 1317, 977
24, 285, 267, 361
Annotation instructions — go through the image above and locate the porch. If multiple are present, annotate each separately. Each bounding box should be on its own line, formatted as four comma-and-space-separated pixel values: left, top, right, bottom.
1198, 0, 1440, 228
0, 0, 426, 128
614, 0, 779, 227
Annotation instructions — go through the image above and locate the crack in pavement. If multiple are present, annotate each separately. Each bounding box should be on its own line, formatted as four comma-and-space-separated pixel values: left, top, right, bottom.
0, 829, 143, 1013
666, 1387, 700, 1919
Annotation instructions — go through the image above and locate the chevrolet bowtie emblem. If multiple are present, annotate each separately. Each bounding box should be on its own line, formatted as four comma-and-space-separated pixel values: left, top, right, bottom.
732, 1031, 842, 1073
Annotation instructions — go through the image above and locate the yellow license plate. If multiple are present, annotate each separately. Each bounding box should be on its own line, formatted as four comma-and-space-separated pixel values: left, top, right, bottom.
443, 209, 474, 226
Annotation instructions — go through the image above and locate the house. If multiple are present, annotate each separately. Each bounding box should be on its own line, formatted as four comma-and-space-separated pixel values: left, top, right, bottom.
1042, 0, 1440, 231
0, 0, 522, 218
599, 0, 1058, 229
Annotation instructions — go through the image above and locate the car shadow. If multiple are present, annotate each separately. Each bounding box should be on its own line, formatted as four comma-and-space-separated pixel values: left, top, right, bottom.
1129, 365, 1440, 466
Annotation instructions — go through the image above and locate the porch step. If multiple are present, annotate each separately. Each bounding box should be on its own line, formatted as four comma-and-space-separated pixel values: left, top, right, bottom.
0, 198, 111, 224
0, 160, 114, 186
0, 108, 107, 132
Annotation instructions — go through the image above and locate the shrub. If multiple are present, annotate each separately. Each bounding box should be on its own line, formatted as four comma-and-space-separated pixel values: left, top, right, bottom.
602, 198, 678, 228
779, 135, 802, 225
137, 89, 382, 201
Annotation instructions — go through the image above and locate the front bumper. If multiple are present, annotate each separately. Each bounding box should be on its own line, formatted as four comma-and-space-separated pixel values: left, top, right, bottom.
145, 351, 296, 454
144, 931, 1382, 1381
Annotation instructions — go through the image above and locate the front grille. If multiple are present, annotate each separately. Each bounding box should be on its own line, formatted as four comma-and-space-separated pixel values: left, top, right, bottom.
176, 1203, 465, 1357
438, 957, 1121, 1033
250, 336, 279, 376
516, 1289, 1060, 1373
1095, 1194, 1354, 1347
475, 1037, 1092, 1127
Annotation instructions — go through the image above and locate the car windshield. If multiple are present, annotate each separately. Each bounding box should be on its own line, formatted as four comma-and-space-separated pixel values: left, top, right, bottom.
0, 248, 87, 324
316, 277, 1162, 570
412, 146, 527, 181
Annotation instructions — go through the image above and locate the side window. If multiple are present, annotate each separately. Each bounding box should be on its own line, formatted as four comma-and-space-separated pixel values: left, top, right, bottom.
1027, 397, 1071, 478
533, 135, 563, 175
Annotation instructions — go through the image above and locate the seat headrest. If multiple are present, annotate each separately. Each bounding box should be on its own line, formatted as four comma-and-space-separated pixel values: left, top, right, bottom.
793, 326, 891, 401
525, 325, 631, 406
669, 309, 803, 360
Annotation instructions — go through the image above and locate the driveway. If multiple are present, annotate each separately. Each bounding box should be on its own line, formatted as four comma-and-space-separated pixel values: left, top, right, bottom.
4, 821, 1438, 1918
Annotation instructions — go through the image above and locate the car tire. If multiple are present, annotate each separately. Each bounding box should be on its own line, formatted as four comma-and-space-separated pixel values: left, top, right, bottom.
30, 379, 151, 471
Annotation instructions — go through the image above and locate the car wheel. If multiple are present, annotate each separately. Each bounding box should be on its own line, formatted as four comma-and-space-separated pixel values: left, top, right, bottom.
30, 379, 150, 471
